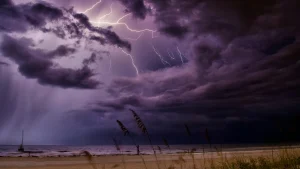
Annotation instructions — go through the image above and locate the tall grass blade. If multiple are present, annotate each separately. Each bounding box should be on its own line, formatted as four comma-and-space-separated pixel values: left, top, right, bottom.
205, 128, 211, 148
130, 109, 160, 169
116, 120, 129, 136
116, 119, 148, 169
163, 138, 170, 149
184, 124, 192, 137
130, 109, 147, 134
111, 137, 126, 169
81, 150, 97, 169
183, 124, 196, 169
112, 137, 120, 151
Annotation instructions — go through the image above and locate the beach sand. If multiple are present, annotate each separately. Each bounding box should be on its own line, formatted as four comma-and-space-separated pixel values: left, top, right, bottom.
0, 148, 296, 169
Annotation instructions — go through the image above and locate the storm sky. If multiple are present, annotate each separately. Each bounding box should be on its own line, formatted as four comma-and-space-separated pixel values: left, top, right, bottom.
0, 0, 300, 145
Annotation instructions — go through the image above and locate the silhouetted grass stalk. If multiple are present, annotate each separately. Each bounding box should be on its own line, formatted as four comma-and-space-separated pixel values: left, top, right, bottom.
205, 128, 214, 168
184, 124, 197, 169
81, 150, 98, 169
157, 145, 168, 169
163, 138, 170, 150
127, 134, 148, 169
130, 109, 161, 169
202, 147, 206, 169
112, 137, 126, 169
116, 120, 148, 169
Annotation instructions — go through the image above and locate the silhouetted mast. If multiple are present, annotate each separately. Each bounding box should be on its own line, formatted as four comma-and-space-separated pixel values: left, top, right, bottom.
22, 130, 24, 145
18, 130, 24, 152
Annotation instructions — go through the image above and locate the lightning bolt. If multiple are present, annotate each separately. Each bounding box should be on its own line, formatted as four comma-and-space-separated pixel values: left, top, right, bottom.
98, 3, 114, 20
124, 32, 144, 41
109, 58, 112, 72
108, 53, 112, 72
90, 14, 157, 38
82, 0, 102, 14
152, 45, 171, 66
177, 46, 185, 64
81, 0, 164, 76
120, 49, 139, 75
167, 49, 176, 60
82, 0, 158, 39
89, 8, 157, 39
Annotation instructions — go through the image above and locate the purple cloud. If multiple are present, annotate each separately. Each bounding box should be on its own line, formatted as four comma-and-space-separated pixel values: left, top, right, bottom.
1, 35, 99, 89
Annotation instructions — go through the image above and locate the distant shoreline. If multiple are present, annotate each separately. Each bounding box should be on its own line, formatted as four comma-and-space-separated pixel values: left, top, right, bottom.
0, 145, 299, 158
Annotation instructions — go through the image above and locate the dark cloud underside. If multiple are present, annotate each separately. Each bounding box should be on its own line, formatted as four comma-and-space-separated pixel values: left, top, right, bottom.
1, 35, 99, 89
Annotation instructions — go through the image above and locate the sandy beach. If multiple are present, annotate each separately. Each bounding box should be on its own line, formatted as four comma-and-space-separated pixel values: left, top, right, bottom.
0, 148, 294, 169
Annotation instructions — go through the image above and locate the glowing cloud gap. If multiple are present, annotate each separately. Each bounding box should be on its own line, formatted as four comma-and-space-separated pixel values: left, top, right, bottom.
152, 45, 171, 66
120, 49, 139, 75
82, 0, 102, 14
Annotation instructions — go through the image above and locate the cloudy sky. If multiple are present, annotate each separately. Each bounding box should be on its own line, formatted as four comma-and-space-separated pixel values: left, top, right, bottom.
0, 0, 300, 145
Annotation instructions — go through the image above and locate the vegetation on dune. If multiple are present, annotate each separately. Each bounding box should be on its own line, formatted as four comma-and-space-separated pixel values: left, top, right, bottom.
217, 149, 300, 169
82, 147, 300, 169
80, 109, 300, 169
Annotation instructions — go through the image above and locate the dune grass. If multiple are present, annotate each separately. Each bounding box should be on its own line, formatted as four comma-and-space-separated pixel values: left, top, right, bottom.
80, 109, 300, 169
169, 148, 300, 169
81, 147, 300, 169
215, 148, 300, 169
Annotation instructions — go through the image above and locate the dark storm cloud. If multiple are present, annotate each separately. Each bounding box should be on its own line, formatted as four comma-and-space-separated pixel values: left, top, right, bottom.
73, 13, 131, 51
0, 35, 99, 89
89, 0, 300, 142
0, 61, 9, 66
82, 53, 97, 66
90, 36, 106, 45
40, 20, 82, 40
120, 0, 299, 71
110, 0, 300, 109
41, 27, 67, 39
0, 0, 13, 6
0, 0, 131, 50
117, 0, 148, 19
0, 0, 63, 32
47, 45, 76, 58
65, 23, 82, 38
0, 0, 134, 89
128, 0, 299, 45
146, 0, 277, 39
159, 23, 188, 39
23, 1, 63, 27
100, 43, 300, 115
0, 1, 29, 32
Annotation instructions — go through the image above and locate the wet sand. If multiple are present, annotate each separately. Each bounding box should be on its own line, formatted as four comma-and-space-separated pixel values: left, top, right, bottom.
0, 148, 297, 169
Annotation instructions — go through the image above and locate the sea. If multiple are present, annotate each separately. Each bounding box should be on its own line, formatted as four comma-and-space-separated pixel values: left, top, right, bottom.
0, 144, 299, 157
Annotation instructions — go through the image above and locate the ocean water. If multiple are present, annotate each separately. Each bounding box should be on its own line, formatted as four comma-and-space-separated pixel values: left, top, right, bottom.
0, 144, 298, 157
